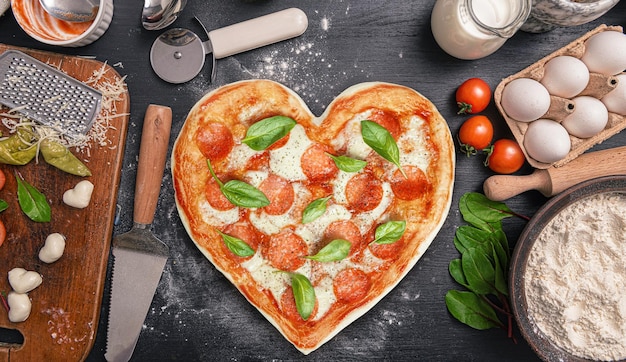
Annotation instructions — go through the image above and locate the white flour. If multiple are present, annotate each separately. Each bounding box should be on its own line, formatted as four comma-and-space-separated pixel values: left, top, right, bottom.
525, 192, 626, 361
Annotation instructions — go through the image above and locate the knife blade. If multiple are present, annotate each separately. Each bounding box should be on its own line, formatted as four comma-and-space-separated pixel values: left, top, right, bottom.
105, 104, 172, 362
483, 145, 626, 201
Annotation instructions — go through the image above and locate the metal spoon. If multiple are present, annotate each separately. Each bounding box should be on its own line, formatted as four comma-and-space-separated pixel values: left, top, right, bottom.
38, 0, 99, 23
142, 0, 187, 31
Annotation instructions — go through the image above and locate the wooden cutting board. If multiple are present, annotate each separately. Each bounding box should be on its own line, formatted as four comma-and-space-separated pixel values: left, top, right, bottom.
0, 44, 130, 361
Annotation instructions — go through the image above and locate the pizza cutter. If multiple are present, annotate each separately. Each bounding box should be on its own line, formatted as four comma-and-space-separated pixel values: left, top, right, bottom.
150, 8, 308, 84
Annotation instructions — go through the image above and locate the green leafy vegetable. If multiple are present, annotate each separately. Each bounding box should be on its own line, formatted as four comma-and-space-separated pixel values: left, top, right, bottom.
326, 153, 367, 173
290, 273, 316, 321
206, 159, 269, 208
372, 220, 406, 245
217, 230, 255, 257
446, 192, 529, 342
360, 120, 406, 178
15, 173, 51, 222
0, 200, 7, 213
305, 239, 351, 262
241, 116, 296, 151
302, 196, 331, 224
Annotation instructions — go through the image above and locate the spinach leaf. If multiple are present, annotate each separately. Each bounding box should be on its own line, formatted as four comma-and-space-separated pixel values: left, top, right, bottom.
445, 290, 504, 330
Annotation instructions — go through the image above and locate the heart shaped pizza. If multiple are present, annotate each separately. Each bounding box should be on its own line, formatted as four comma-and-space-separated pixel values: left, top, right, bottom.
172, 80, 455, 354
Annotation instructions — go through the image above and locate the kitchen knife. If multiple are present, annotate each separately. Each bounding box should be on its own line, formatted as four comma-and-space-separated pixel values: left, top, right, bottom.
483, 145, 626, 201
105, 104, 172, 362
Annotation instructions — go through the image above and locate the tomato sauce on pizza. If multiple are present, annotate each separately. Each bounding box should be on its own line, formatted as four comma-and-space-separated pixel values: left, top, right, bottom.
172, 80, 454, 354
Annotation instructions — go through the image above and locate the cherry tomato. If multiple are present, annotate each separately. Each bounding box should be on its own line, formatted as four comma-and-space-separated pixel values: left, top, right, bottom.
0, 169, 5, 191
456, 78, 492, 114
485, 139, 525, 174
458, 115, 493, 156
0, 220, 5, 248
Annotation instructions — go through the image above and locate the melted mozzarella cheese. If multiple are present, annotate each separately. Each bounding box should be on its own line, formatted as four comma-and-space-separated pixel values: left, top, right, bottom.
269, 124, 312, 181
398, 115, 430, 170
331, 111, 374, 160
242, 252, 289, 299
199, 200, 240, 226
228, 143, 262, 171
313, 276, 336, 320
332, 170, 353, 205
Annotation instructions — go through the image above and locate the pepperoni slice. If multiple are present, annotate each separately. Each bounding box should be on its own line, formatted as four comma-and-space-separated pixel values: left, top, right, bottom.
195, 122, 234, 161
333, 268, 371, 304
258, 174, 294, 215
369, 235, 405, 260
302, 143, 338, 182
390, 166, 430, 200
265, 230, 308, 271
222, 223, 260, 258
204, 176, 235, 211
324, 220, 363, 256
369, 109, 402, 139
345, 172, 383, 212
280, 286, 318, 322
246, 152, 270, 171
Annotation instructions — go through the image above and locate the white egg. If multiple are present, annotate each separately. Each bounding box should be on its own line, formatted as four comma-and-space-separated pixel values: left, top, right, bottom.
581, 31, 626, 75
541, 56, 589, 98
561, 96, 608, 138
501, 78, 551, 122
601, 73, 626, 115
523, 119, 571, 164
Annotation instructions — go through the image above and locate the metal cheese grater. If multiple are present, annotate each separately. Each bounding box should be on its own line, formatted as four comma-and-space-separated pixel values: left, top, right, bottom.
0, 50, 102, 137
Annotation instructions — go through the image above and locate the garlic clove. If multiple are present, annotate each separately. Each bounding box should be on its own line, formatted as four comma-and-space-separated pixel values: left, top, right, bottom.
63, 180, 94, 209
7, 291, 32, 323
8, 267, 43, 294
39, 233, 66, 263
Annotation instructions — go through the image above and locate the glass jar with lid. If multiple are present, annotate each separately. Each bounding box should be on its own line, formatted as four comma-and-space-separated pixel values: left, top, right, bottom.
431, 0, 532, 60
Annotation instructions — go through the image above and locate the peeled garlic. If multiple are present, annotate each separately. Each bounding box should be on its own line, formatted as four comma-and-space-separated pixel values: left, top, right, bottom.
39, 233, 66, 263
63, 180, 94, 209
8, 267, 42, 294
7, 292, 31, 323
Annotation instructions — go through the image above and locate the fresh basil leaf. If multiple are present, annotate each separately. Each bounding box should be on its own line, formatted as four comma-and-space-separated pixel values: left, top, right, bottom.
372, 220, 406, 244
217, 230, 255, 257
221, 180, 270, 208
302, 196, 331, 224
15, 174, 51, 222
360, 120, 406, 178
445, 290, 504, 330
0, 199, 8, 213
326, 153, 367, 173
241, 116, 297, 151
461, 247, 497, 295
305, 239, 351, 262
290, 273, 316, 321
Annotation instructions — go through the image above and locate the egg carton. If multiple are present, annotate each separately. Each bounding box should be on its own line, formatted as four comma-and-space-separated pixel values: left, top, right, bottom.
494, 24, 625, 169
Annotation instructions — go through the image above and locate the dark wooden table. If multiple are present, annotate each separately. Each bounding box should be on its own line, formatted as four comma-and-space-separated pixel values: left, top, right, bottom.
1, 1, 625, 360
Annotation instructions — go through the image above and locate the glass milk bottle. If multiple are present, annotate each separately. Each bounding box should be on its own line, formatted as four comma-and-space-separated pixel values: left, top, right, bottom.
431, 0, 532, 60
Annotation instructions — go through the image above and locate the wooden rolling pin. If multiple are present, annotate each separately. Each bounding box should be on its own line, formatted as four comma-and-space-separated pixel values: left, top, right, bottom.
483, 146, 626, 201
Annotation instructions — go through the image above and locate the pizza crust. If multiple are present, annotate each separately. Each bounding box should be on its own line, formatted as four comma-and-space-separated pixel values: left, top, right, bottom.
172, 80, 455, 354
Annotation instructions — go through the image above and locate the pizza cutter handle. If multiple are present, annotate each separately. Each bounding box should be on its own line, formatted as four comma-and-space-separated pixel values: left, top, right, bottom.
134, 104, 173, 225
208, 8, 308, 59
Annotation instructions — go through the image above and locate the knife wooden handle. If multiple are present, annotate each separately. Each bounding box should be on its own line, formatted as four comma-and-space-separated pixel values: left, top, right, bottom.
134, 104, 172, 225
484, 146, 626, 201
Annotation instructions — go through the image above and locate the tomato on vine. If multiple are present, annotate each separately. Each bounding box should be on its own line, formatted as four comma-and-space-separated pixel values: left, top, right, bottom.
485, 139, 525, 174
458, 115, 493, 156
456, 78, 491, 114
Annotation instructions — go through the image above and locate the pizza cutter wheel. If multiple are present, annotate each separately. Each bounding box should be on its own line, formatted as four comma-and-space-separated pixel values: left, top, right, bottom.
150, 8, 308, 84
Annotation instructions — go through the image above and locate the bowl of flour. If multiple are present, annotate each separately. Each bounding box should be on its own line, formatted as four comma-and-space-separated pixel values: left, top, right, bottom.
510, 175, 626, 362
